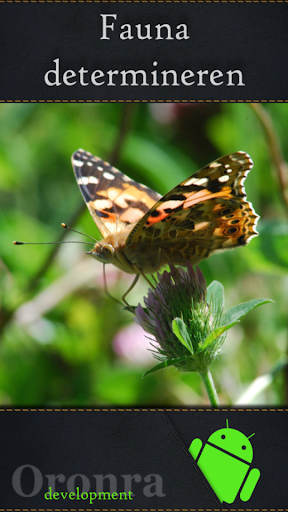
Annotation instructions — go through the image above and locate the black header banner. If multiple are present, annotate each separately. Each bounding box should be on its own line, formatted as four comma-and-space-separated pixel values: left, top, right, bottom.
0, 3, 288, 101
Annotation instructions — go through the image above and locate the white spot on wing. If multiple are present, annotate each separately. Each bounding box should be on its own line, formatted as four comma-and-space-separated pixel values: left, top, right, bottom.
210, 162, 222, 168
195, 177, 208, 186
89, 176, 99, 185
103, 172, 115, 180
93, 199, 113, 209
73, 159, 84, 167
185, 176, 208, 187
79, 176, 99, 185
218, 175, 229, 183
184, 177, 197, 186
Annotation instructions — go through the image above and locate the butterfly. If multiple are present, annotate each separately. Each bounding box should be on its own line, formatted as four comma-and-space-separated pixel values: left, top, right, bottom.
72, 149, 259, 300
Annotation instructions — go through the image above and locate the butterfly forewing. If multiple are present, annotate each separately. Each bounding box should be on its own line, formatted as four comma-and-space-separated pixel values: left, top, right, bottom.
72, 149, 161, 237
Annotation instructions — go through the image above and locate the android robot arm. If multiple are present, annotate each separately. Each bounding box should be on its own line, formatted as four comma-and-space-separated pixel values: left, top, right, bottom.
240, 467, 261, 501
189, 438, 203, 460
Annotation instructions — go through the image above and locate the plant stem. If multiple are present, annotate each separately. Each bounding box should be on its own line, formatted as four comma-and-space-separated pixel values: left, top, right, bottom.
199, 368, 220, 407
250, 103, 288, 215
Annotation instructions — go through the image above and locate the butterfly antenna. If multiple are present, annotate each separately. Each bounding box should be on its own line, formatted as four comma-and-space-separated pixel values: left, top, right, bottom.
13, 241, 95, 245
103, 264, 123, 307
61, 223, 98, 243
13, 223, 100, 246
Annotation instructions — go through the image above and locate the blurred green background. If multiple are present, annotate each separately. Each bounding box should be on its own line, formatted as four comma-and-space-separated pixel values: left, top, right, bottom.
0, 103, 287, 406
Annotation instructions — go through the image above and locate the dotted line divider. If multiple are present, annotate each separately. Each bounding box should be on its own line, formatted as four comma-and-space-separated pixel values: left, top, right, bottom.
0, 100, 288, 103
0, 408, 287, 411
1, 0, 288, 3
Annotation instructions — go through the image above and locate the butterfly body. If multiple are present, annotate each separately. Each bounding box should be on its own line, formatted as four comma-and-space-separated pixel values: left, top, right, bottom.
72, 149, 259, 277
89, 231, 138, 274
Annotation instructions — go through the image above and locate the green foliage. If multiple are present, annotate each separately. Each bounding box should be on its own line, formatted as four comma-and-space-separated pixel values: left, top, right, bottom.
172, 317, 194, 354
200, 322, 239, 351
206, 281, 225, 309
0, 103, 287, 405
143, 279, 269, 395
143, 356, 189, 378
224, 299, 274, 325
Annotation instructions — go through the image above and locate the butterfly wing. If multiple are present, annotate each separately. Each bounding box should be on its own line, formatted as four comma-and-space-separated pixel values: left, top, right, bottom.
126, 152, 259, 269
72, 149, 161, 238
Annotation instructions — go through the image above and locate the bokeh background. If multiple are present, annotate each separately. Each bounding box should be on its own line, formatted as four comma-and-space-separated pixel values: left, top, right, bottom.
0, 103, 287, 406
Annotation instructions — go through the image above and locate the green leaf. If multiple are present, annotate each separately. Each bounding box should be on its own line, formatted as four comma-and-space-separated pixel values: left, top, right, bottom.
224, 298, 274, 325
142, 356, 190, 378
200, 322, 239, 351
172, 318, 194, 355
206, 281, 225, 309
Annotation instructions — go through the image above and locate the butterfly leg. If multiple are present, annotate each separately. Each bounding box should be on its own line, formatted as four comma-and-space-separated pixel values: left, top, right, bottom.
103, 264, 123, 307
121, 274, 140, 307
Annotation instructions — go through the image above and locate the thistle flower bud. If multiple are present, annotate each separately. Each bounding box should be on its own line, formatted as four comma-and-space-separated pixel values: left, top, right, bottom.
133, 261, 272, 407
134, 263, 272, 383
135, 263, 229, 374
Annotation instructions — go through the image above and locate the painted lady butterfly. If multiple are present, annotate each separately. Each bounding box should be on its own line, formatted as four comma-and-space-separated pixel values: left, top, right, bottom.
72, 149, 259, 289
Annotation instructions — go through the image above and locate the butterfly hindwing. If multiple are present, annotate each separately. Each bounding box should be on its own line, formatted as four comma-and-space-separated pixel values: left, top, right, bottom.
72, 149, 161, 237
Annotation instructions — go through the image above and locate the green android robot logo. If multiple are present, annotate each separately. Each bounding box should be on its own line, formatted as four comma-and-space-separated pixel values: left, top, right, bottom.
189, 420, 261, 504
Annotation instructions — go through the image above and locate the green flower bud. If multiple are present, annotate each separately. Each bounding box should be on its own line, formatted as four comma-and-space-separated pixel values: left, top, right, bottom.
135, 263, 227, 373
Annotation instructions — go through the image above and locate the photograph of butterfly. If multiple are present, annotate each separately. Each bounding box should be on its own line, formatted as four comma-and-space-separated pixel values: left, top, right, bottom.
0, 103, 287, 405
71, 149, 259, 305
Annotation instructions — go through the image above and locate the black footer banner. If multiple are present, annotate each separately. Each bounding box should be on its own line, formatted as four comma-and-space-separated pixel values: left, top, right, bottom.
0, 409, 287, 509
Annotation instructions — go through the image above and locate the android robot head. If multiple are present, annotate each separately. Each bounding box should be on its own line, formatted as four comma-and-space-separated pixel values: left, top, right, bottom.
189, 420, 260, 504
207, 419, 254, 462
